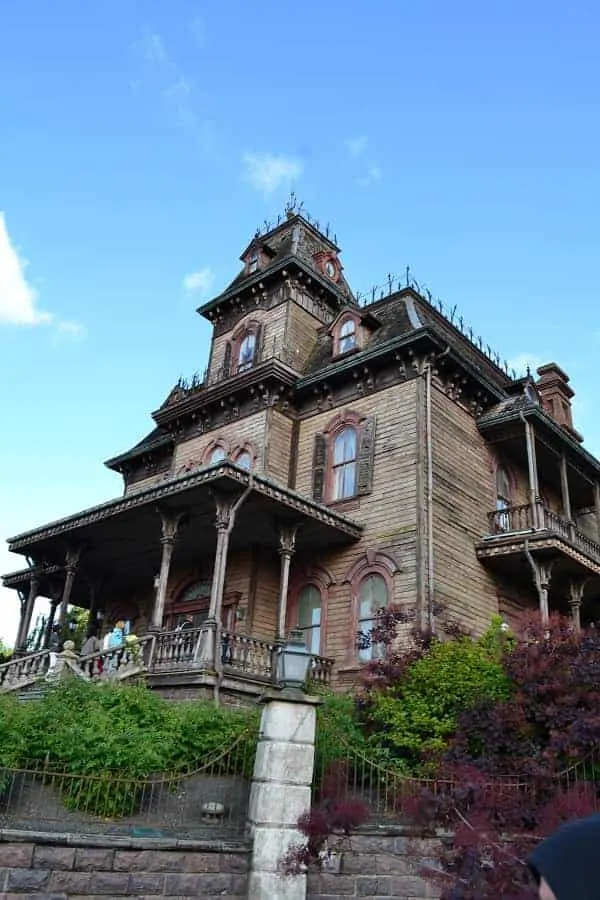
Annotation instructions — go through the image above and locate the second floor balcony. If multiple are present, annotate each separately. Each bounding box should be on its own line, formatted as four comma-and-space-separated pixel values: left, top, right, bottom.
478, 501, 600, 572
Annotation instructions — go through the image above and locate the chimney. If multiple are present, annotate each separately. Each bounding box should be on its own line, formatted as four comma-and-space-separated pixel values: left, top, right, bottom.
536, 363, 583, 443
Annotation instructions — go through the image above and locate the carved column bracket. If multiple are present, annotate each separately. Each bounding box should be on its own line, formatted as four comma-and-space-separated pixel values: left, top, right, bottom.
57, 545, 83, 630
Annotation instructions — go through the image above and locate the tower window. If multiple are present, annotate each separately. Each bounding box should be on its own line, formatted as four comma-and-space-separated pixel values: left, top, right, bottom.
238, 333, 257, 372
337, 318, 357, 355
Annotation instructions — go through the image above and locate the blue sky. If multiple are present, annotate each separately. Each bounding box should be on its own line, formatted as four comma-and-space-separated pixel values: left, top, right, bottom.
1, 0, 599, 645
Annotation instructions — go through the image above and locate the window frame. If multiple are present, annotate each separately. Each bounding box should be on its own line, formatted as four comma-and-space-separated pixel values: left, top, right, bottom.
287, 566, 333, 658
312, 410, 375, 506
331, 426, 359, 501
344, 553, 398, 666
164, 580, 241, 632
495, 462, 513, 532
231, 319, 263, 376
333, 312, 361, 358
247, 249, 260, 274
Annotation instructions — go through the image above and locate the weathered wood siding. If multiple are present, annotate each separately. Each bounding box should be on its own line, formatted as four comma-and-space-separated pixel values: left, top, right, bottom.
291, 380, 419, 668
172, 411, 269, 472
430, 386, 503, 634
284, 301, 323, 370
264, 409, 294, 486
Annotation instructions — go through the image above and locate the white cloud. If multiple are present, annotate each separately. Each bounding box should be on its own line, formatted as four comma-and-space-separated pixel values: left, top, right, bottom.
507, 353, 544, 377
139, 27, 168, 65
242, 152, 303, 195
56, 320, 86, 341
357, 164, 383, 187
345, 135, 368, 157
0, 212, 51, 326
183, 267, 214, 297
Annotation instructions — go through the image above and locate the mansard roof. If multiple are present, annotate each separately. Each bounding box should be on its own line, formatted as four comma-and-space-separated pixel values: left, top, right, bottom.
197, 212, 354, 318
105, 427, 172, 472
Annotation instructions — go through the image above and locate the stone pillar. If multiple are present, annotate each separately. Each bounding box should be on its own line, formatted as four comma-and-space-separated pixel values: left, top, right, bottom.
150, 511, 184, 631
248, 691, 320, 900
276, 525, 298, 641
16, 575, 39, 653
568, 579, 586, 633
57, 547, 82, 631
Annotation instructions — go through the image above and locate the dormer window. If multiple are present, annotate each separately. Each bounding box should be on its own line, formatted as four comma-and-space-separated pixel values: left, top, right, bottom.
238, 332, 256, 372
248, 250, 259, 274
337, 318, 356, 355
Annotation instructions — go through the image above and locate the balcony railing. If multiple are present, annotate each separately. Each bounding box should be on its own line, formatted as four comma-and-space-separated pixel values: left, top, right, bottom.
486, 502, 600, 564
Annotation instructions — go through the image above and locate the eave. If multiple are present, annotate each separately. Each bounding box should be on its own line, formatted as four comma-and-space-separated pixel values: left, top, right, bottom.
197, 255, 352, 319
478, 404, 600, 483
152, 359, 299, 427
104, 433, 174, 472
6, 462, 363, 554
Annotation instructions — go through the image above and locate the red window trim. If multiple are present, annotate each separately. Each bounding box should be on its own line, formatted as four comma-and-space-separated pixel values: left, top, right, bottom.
343, 552, 398, 665
333, 312, 361, 357
287, 565, 333, 655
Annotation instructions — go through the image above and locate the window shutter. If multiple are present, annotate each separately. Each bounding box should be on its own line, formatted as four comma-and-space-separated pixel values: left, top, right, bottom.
222, 341, 232, 377
356, 417, 376, 495
312, 433, 327, 503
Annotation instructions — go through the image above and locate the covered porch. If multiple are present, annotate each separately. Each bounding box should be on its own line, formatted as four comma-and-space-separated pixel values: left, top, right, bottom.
2, 462, 362, 689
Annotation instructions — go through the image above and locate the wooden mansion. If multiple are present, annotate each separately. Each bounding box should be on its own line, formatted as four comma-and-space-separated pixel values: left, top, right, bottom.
3, 202, 600, 696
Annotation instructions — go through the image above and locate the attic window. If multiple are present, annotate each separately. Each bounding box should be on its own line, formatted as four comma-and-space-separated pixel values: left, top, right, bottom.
238, 332, 257, 372
337, 318, 356, 355
248, 250, 259, 274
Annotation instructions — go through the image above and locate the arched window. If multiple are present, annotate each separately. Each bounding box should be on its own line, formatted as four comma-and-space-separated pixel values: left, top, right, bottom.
297, 584, 322, 654
358, 573, 388, 662
208, 445, 227, 465
235, 450, 253, 471
332, 427, 358, 500
238, 333, 256, 372
338, 318, 356, 354
496, 465, 511, 531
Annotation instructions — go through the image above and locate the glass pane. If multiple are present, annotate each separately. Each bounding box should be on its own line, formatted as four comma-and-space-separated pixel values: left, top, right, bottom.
178, 581, 212, 604
239, 334, 256, 368
298, 585, 321, 628
340, 319, 355, 337
333, 429, 357, 464
236, 451, 252, 470
496, 467, 510, 501
308, 625, 321, 655
210, 446, 226, 463
359, 574, 388, 614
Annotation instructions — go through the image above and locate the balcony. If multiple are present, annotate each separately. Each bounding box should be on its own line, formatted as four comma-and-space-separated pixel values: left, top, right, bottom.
0, 628, 335, 696
477, 502, 600, 574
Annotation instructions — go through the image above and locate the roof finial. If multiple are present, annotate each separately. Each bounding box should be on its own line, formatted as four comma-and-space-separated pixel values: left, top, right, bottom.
526, 365, 531, 378
285, 191, 297, 219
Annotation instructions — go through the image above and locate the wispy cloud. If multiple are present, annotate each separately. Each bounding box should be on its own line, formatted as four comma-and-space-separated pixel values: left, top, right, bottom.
357, 164, 383, 187
0, 212, 50, 326
191, 16, 206, 49
133, 25, 210, 143
183, 267, 215, 298
242, 152, 303, 195
507, 353, 544, 376
345, 135, 368, 157
57, 321, 86, 341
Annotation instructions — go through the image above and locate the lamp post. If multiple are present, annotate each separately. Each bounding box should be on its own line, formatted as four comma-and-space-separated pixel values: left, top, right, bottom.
277, 627, 312, 691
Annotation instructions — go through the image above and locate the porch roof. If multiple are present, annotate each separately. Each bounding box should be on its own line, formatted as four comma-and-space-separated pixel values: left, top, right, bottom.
3, 463, 362, 604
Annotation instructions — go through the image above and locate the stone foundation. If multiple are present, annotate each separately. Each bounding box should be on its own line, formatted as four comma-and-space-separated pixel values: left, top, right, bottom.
307, 831, 441, 899
0, 829, 249, 899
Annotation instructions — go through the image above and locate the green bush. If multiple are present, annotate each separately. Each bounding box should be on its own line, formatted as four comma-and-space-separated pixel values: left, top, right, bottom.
0, 680, 257, 816
361, 624, 511, 772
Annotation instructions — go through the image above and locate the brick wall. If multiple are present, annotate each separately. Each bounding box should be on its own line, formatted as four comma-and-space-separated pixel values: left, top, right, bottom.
307, 831, 440, 899
0, 830, 249, 899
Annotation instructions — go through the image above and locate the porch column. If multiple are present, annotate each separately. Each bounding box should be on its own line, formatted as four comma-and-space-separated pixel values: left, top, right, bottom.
594, 481, 600, 542
559, 453, 575, 540
57, 547, 82, 631
197, 485, 253, 668
524, 419, 540, 528
537, 560, 554, 625
276, 525, 298, 642
43, 597, 60, 649
16, 575, 39, 653
150, 510, 184, 631
568, 579, 586, 633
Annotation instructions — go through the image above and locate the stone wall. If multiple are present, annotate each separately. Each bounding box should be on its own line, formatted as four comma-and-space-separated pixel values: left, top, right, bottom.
0, 829, 249, 899
307, 831, 440, 899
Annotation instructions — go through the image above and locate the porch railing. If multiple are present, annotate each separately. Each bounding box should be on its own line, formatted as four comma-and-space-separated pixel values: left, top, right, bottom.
487, 502, 600, 564
0, 630, 335, 692
0, 649, 50, 691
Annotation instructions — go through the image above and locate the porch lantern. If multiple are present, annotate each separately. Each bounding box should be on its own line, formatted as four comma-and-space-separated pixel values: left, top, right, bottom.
277, 628, 312, 691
